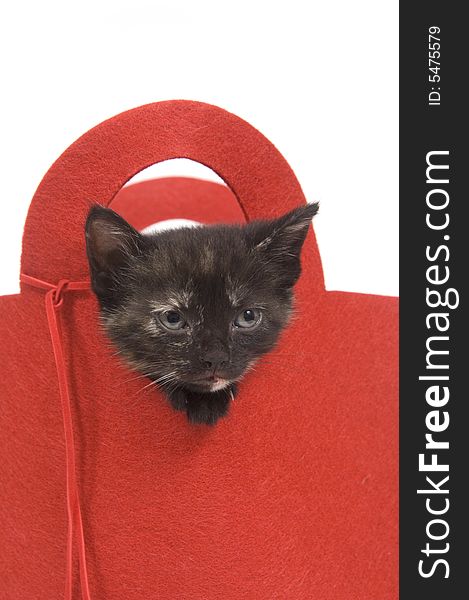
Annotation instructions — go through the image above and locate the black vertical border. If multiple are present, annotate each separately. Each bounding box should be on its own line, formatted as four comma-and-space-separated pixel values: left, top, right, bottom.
400, 3, 467, 598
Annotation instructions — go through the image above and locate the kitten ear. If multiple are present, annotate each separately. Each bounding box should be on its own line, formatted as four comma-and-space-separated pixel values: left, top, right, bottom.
85, 205, 145, 302
247, 203, 319, 286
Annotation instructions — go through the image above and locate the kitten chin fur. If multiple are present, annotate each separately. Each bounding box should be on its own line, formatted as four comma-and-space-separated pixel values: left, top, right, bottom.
85, 202, 318, 425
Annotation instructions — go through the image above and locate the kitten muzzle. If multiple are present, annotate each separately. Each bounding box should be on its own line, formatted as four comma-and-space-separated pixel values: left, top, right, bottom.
185, 373, 231, 392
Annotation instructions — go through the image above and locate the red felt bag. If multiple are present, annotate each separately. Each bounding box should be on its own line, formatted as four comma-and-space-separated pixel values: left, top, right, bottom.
0, 101, 398, 599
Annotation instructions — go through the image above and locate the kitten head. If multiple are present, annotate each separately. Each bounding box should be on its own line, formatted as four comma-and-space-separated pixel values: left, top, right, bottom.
85, 202, 318, 415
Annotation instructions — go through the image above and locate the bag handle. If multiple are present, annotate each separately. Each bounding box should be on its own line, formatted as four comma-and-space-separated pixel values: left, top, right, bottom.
21, 100, 324, 291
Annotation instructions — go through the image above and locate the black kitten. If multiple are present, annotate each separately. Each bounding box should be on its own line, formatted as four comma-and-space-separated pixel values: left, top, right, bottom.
85, 201, 318, 425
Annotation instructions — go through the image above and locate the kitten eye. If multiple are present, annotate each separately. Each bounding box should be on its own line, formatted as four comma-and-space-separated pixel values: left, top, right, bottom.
234, 308, 262, 329
158, 310, 186, 331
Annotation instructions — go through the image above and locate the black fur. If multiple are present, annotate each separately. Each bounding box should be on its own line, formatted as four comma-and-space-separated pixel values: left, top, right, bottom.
85, 202, 318, 425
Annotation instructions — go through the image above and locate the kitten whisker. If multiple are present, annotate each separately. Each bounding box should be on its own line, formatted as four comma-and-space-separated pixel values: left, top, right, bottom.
133, 371, 179, 395
150, 371, 179, 386
121, 371, 159, 385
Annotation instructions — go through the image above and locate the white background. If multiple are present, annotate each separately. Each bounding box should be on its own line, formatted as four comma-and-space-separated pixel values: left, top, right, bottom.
0, 0, 398, 297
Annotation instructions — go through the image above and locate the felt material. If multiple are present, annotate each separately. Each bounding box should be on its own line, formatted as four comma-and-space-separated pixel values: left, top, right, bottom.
0, 101, 398, 599
111, 176, 246, 230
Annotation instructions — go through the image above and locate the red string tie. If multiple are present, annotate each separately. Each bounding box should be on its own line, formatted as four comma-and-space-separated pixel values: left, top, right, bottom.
20, 273, 92, 600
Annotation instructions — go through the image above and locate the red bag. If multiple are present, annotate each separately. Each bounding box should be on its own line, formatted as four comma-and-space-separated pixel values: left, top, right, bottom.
0, 101, 398, 599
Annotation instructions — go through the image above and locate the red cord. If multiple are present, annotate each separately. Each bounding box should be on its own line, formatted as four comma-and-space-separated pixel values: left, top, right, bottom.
20, 274, 92, 600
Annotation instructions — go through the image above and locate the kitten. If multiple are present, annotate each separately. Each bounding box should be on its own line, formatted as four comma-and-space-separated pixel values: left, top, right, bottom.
85, 201, 318, 425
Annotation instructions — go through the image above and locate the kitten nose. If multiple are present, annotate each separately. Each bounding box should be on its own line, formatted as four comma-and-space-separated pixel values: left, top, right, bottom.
200, 349, 229, 370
